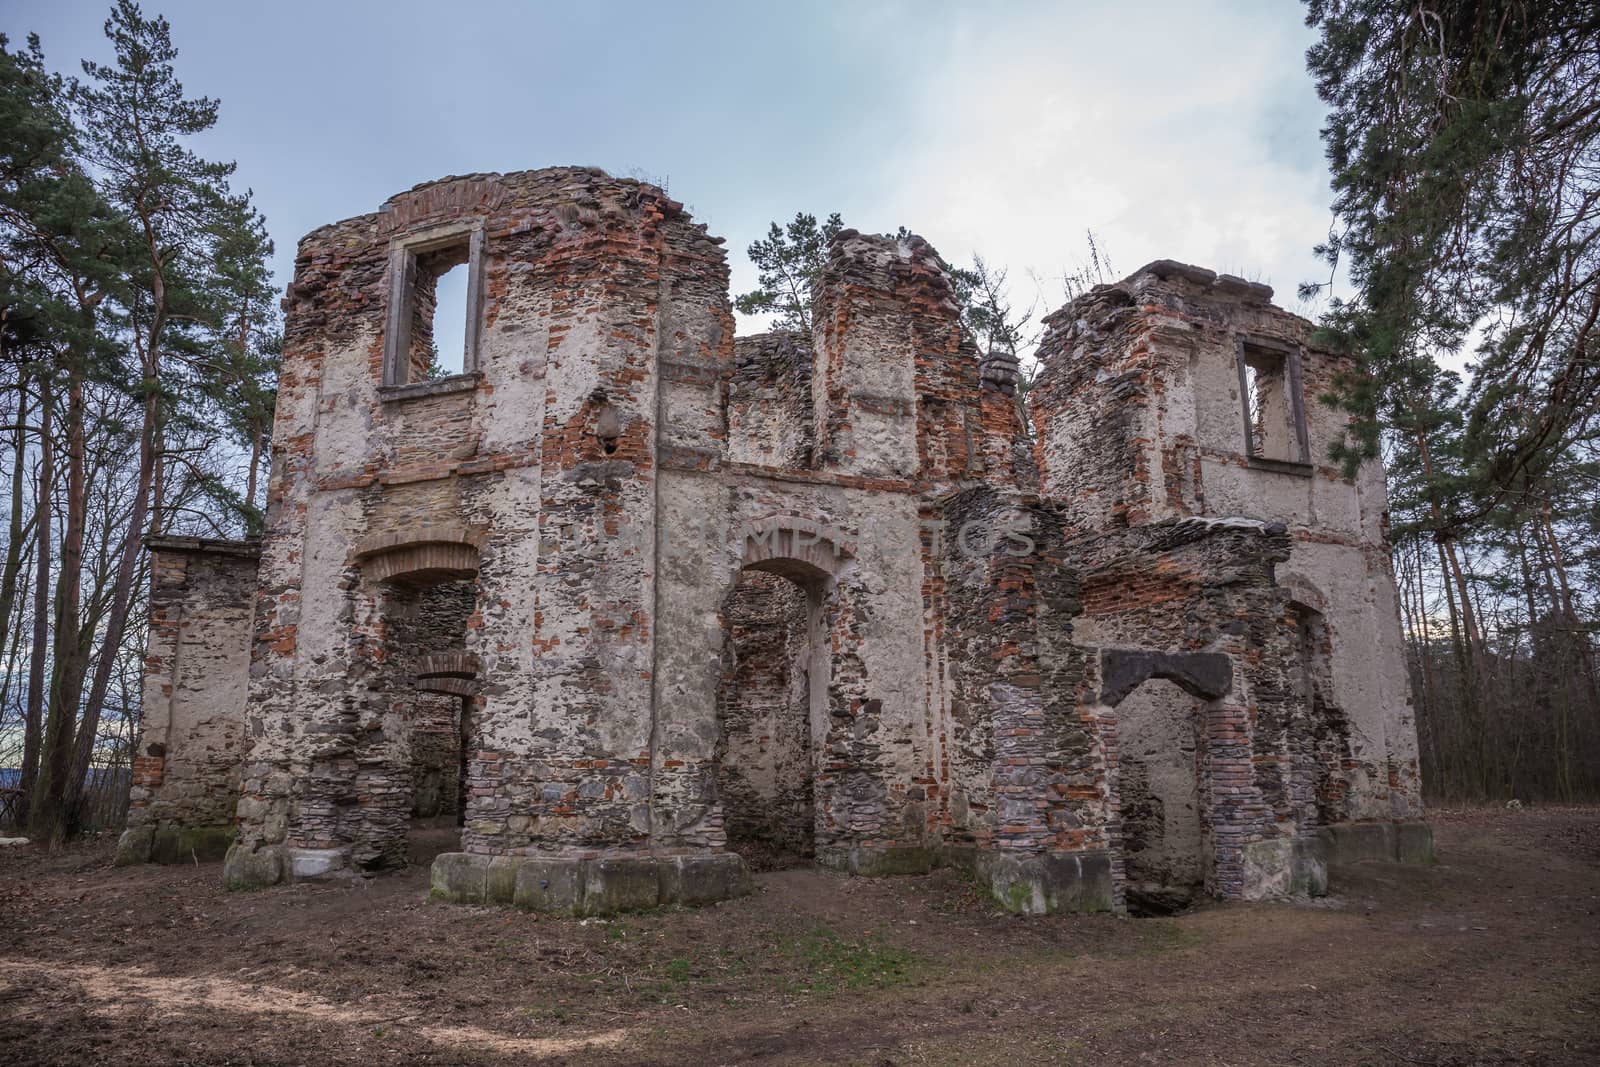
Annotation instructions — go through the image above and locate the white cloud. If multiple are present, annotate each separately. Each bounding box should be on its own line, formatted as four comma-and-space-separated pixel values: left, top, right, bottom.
781, 0, 1340, 339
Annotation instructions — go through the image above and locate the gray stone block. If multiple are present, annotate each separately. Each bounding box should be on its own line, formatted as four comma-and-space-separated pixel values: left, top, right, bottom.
485, 856, 519, 904
1318, 820, 1435, 869
115, 825, 154, 866
581, 857, 661, 915
977, 850, 1116, 914
288, 847, 347, 881
1038, 850, 1115, 912
1319, 821, 1397, 866
1291, 835, 1329, 896
429, 852, 488, 904
1395, 821, 1436, 864
660, 853, 752, 905
511, 858, 585, 912
223, 843, 285, 890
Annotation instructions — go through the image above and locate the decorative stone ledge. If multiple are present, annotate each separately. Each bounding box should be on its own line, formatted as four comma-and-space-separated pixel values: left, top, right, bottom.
428, 852, 753, 914
143, 535, 262, 559
376, 372, 481, 403
354, 522, 486, 558
1246, 455, 1316, 478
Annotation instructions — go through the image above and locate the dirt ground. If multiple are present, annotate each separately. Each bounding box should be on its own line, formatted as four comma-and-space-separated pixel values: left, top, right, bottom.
1, 807, 1596, 1066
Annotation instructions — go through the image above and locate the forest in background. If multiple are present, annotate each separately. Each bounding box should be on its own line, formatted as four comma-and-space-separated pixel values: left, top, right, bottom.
0, 2, 275, 841
1, 1, 1596, 848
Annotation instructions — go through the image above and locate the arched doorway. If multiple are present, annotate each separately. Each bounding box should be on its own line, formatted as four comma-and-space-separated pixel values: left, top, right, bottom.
717, 568, 821, 867
350, 527, 482, 870
716, 518, 851, 870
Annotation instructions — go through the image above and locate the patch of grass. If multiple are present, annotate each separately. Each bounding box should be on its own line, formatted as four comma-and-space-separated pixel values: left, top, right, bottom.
778, 925, 924, 995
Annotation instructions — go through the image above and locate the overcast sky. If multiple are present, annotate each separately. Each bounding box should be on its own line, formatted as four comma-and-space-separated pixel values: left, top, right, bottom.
8, 0, 1340, 338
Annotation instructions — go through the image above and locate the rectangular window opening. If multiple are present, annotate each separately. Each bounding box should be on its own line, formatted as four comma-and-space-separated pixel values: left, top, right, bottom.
383, 224, 483, 388
1237, 340, 1308, 465
426, 258, 470, 379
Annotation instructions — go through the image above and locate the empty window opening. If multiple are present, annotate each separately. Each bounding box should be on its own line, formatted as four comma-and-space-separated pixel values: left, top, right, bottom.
716, 567, 823, 870
1237, 341, 1308, 464
428, 259, 470, 378
1116, 679, 1207, 916
383, 225, 483, 387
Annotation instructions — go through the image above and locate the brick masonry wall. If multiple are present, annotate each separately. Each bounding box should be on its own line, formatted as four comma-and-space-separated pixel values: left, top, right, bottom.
1031, 262, 1422, 828
128, 539, 259, 836
157, 169, 1425, 908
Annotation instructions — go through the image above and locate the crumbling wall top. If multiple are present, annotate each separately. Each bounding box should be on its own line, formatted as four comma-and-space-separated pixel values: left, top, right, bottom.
819, 229, 962, 311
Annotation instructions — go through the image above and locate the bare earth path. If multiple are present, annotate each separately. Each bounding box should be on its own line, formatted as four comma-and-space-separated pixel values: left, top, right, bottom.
2, 807, 1596, 1065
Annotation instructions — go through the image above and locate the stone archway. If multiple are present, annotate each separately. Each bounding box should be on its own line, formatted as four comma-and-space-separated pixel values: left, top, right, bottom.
349, 526, 485, 868
716, 518, 855, 869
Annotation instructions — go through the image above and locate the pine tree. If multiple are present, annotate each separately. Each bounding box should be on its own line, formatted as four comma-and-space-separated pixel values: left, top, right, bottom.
734, 212, 844, 334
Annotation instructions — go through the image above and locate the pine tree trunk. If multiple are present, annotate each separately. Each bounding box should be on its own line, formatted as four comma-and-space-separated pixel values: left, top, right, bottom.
0, 383, 29, 665
18, 377, 52, 825
30, 367, 87, 843
66, 373, 158, 835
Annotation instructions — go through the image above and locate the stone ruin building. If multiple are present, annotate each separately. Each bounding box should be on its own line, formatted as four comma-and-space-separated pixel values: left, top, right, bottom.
116, 167, 1433, 915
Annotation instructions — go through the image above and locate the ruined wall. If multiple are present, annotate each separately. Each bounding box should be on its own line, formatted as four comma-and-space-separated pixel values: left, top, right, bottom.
1063, 518, 1309, 902
149, 168, 1429, 914
937, 487, 1115, 911
727, 332, 813, 468
118, 538, 258, 865
1031, 262, 1422, 829
228, 169, 735, 889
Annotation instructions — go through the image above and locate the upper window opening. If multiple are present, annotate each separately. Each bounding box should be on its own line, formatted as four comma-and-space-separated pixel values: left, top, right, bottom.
383, 223, 484, 388
1236, 339, 1309, 465
428, 259, 470, 378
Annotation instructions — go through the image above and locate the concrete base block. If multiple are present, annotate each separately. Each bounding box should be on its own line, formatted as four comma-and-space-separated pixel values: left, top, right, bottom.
431, 852, 488, 904
223, 843, 286, 890
1241, 838, 1296, 901
429, 851, 754, 914
1318, 820, 1435, 870
511, 858, 584, 911
817, 844, 937, 877
584, 858, 662, 914
660, 853, 752, 905
1395, 821, 1436, 864
976, 850, 1116, 914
